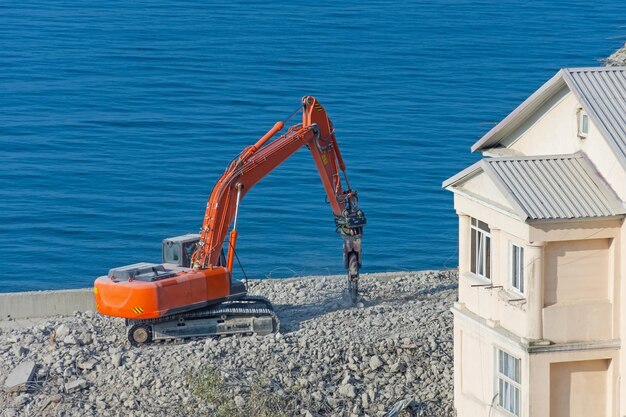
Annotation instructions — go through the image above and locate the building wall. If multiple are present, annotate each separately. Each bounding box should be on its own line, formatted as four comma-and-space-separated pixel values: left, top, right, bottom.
454, 194, 622, 342
501, 87, 580, 155
453, 310, 531, 417
456, 172, 513, 214
453, 192, 622, 416
543, 239, 613, 343
454, 196, 532, 339
550, 359, 610, 417
581, 117, 626, 202
614, 219, 626, 415
454, 306, 620, 417
529, 347, 619, 417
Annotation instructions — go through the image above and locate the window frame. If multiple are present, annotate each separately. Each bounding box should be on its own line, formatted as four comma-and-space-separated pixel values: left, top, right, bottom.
470, 218, 491, 280
510, 243, 524, 295
495, 348, 522, 417
578, 108, 589, 138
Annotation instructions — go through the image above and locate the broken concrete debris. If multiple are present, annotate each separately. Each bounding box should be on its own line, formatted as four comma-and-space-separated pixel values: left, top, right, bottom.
0, 271, 457, 416
64, 378, 88, 393
3, 360, 36, 392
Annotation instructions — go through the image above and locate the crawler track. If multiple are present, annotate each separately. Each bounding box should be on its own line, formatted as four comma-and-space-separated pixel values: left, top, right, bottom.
126, 296, 279, 345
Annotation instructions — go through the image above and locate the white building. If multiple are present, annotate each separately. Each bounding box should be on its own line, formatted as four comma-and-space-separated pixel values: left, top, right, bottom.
444, 67, 626, 417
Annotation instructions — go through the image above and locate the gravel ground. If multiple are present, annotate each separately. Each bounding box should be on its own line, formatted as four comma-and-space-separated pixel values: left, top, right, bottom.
0, 270, 457, 417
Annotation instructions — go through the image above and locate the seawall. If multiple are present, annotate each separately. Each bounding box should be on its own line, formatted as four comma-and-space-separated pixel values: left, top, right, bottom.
0, 288, 95, 320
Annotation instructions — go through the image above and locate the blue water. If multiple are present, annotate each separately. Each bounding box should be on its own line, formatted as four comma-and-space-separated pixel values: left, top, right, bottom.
1, 1, 624, 292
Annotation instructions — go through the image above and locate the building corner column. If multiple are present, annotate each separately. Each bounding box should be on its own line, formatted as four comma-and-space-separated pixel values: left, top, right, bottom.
490, 226, 501, 287
457, 212, 470, 274
526, 241, 545, 341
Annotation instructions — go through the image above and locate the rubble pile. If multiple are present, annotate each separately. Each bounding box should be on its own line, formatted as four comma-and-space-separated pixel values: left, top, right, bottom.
0, 271, 457, 417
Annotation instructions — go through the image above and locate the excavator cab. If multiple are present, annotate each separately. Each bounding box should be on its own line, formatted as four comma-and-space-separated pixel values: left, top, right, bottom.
162, 234, 199, 267
163, 234, 243, 294
162, 234, 227, 268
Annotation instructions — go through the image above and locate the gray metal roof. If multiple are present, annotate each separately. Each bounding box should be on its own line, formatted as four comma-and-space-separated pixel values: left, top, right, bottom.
565, 67, 626, 164
443, 153, 625, 221
472, 67, 626, 168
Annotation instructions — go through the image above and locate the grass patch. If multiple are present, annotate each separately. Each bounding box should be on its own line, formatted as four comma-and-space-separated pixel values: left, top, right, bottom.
186, 365, 299, 417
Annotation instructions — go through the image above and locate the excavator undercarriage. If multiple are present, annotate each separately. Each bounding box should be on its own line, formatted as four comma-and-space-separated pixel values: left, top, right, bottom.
126, 294, 278, 346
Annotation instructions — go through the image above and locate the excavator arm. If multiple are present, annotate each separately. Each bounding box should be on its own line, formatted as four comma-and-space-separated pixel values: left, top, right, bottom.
191, 96, 366, 298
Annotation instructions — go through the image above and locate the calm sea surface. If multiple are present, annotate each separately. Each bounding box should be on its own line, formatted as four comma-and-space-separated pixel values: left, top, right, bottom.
1, 1, 625, 291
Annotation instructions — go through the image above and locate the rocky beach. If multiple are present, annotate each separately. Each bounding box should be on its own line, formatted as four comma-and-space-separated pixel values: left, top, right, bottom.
0, 271, 457, 417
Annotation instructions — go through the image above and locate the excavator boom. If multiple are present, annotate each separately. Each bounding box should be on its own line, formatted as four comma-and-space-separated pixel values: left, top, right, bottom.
192, 96, 365, 275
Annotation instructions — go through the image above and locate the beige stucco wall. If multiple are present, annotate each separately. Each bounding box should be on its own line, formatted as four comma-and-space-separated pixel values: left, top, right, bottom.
454, 194, 528, 241
454, 310, 531, 417
453, 192, 623, 415
529, 347, 619, 417
614, 219, 626, 415
501, 87, 580, 155
454, 307, 620, 417
542, 238, 619, 343
544, 239, 610, 306
529, 218, 622, 243
456, 171, 513, 214
580, 114, 626, 202
454, 193, 622, 342
454, 195, 531, 339
550, 359, 610, 417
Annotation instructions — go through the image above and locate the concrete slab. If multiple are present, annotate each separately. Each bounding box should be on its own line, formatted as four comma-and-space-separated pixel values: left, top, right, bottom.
0, 288, 95, 320
64, 378, 88, 393
3, 360, 37, 392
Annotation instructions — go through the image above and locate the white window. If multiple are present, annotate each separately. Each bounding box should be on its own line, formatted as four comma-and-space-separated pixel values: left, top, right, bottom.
470, 218, 491, 279
578, 109, 589, 138
510, 244, 524, 294
497, 349, 521, 416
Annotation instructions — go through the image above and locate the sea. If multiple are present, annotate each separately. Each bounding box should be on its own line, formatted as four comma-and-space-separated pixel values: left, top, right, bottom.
1, 0, 625, 292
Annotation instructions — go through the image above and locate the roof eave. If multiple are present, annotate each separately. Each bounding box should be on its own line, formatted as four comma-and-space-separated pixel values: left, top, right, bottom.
442, 160, 484, 189
525, 214, 625, 225
445, 188, 526, 222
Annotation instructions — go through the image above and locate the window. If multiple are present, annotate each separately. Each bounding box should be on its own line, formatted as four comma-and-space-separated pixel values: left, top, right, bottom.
578, 109, 589, 138
470, 218, 491, 279
497, 349, 521, 416
510, 244, 524, 294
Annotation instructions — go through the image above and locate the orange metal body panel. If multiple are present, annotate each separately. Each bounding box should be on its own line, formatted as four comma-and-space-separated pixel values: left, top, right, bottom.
94, 267, 231, 319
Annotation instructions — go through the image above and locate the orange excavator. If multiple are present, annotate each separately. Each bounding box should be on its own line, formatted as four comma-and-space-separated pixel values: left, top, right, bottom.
94, 96, 366, 345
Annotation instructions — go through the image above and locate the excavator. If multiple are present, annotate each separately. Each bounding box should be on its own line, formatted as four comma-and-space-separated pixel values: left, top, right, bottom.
94, 96, 366, 345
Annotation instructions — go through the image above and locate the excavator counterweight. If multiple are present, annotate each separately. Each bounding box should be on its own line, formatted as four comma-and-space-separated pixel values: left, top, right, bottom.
94, 97, 366, 345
